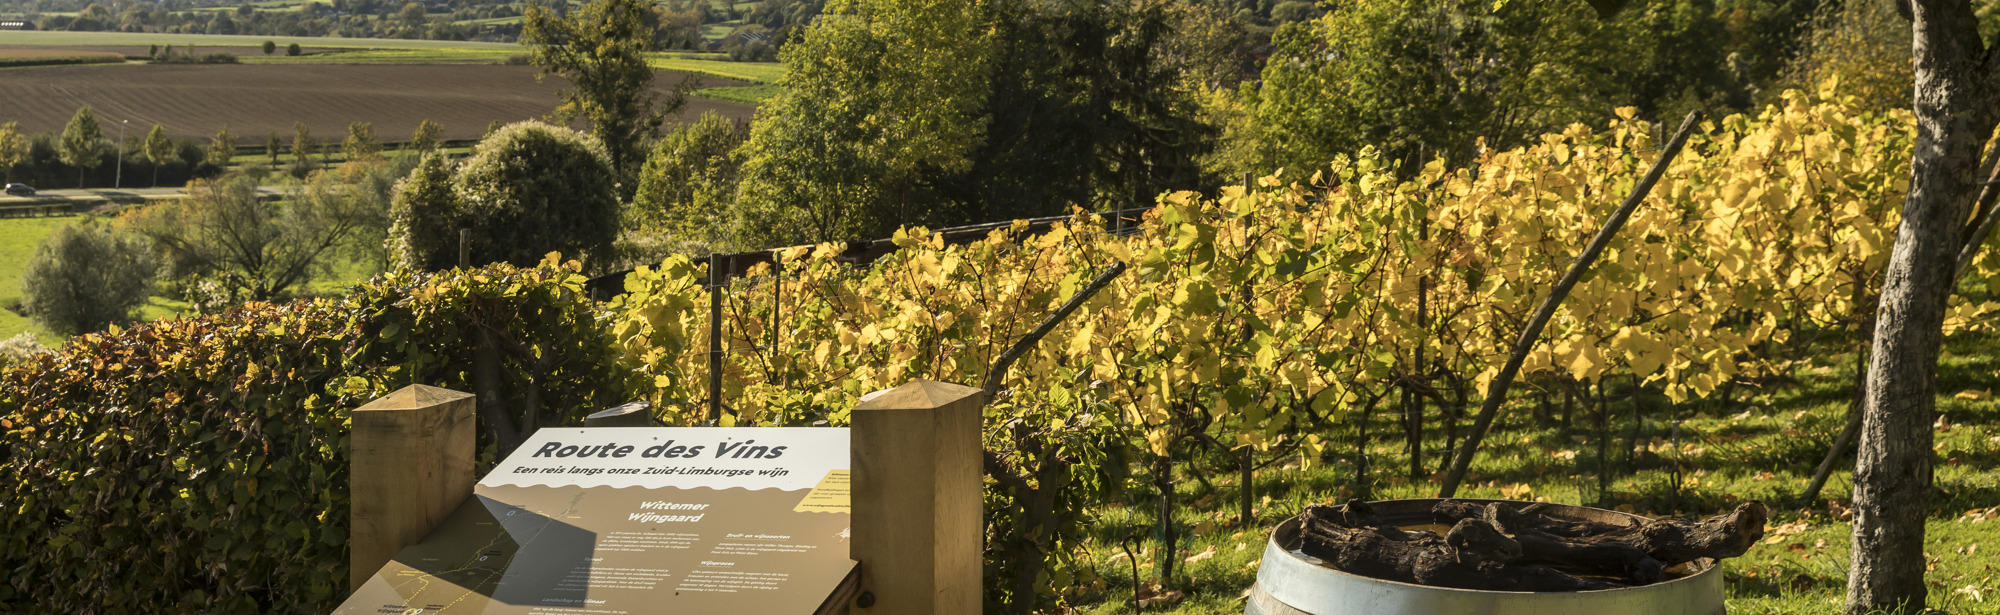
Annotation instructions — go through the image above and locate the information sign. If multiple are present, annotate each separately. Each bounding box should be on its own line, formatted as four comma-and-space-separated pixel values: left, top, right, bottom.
337, 427, 853, 615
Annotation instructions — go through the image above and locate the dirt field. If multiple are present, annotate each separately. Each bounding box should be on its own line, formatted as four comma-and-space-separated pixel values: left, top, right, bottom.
0, 63, 757, 142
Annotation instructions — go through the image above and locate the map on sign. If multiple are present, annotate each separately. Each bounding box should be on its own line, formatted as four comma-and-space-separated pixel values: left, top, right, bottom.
336, 427, 852, 615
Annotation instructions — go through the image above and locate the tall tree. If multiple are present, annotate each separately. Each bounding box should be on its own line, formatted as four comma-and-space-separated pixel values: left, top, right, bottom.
142, 124, 172, 187
1847, 0, 2000, 612
733, 0, 996, 246
209, 126, 239, 168
522, 0, 686, 195
732, 0, 1216, 248
0, 121, 24, 183
1236, 0, 1733, 176
290, 122, 319, 177
343, 121, 381, 162
58, 106, 110, 188
409, 119, 443, 153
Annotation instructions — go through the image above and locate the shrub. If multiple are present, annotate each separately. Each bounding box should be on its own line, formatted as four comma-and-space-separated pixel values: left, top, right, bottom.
630, 111, 747, 244
391, 121, 619, 269
18, 221, 157, 336
0, 259, 632, 613
387, 152, 461, 270
286, 42, 302, 56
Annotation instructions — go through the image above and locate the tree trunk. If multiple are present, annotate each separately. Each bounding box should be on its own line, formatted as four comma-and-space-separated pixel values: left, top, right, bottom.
1849, 2, 1996, 610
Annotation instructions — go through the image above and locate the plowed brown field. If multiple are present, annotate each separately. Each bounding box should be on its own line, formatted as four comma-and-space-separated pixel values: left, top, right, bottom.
0, 63, 756, 142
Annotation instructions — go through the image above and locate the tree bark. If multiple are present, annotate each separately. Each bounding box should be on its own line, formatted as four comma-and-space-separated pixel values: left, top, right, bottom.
1849, 2, 1998, 610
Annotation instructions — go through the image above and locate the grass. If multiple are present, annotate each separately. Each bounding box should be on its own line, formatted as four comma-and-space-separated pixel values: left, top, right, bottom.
649, 56, 784, 84
0, 216, 85, 345
693, 84, 781, 105
0, 214, 382, 348
1057, 335, 2000, 614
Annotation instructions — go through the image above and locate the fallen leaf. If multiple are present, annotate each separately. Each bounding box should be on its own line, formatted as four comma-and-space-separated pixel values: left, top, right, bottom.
1553, 449, 1579, 460
1136, 590, 1185, 608
1755, 471, 1775, 481
1955, 389, 1991, 400
1764, 520, 1810, 544
1185, 545, 1217, 564
1954, 585, 1984, 603
1500, 483, 1534, 499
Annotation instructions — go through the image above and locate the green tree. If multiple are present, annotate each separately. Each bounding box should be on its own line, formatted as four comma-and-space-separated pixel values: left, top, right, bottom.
732, 0, 1213, 248
266, 131, 282, 165
391, 121, 620, 269
631, 111, 746, 242
126, 172, 369, 302
344, 121, 382, 162
1234, 0, 1733, 176
19, 220, 157, 336
733, 0, 995, 246
261, 39, 276, 54
142, 124, 172, 186
286, 42, 302, 56
209, 126, 239, 168
410, 118, 443, 152
522, 0, 686, 196
399, 1, 426, 27
289, 122, 319, 178
58, 106, 110, 188
0, 121, 25, 183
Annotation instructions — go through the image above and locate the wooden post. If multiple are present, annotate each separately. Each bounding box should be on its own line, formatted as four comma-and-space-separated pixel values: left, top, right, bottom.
349, 384, 476, 593
850, 381, 982, 615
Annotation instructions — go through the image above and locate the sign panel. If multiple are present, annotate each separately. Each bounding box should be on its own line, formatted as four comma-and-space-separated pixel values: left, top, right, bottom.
337, 427, 852, 615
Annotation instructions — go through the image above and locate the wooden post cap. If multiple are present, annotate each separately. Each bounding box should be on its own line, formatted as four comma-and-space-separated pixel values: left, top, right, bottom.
349, 384, 477, 594
850, 380, 983, 615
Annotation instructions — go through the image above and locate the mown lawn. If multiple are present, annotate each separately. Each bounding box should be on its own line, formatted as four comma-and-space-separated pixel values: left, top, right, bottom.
0, 215, 381, 347
1063, 336, 2000, 614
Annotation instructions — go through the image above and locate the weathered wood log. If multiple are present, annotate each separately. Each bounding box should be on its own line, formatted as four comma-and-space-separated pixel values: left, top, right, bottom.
1293, 509, 1617, 592
1293, 500, 1767, 592
1438, 500, 1767, 567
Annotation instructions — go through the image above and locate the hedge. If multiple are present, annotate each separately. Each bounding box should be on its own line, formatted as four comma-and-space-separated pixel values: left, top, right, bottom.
0, 258, 631, 613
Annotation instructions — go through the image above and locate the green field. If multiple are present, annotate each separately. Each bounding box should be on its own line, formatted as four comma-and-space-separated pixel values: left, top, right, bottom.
652, 56, 783, 84
693, 84, 781, 104
0, 30, 518, 50
241, 47, 521, 65
1064, 337, 2000, 614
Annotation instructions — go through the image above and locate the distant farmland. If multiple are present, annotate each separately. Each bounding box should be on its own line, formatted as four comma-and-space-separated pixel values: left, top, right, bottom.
0, 63, 758, 142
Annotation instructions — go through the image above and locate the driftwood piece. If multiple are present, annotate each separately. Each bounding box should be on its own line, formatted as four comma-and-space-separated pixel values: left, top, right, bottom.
1436, 500, 1768, 567
1294, 504, 1616, 592
1291, 500, 1767, 592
